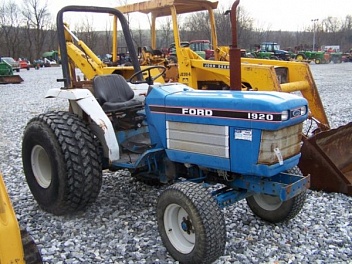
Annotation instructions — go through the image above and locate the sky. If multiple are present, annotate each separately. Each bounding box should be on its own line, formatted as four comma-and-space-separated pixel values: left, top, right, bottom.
14, 0, 352, 31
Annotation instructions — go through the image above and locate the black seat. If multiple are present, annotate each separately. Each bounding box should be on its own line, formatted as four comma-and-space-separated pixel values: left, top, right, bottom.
143, 46, 163, 56
93, 74, 143, 113
143, 46, 154, 54
152, 49, 163, 56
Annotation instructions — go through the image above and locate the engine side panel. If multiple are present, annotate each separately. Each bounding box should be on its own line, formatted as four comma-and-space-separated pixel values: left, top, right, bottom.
145, 84, 308, 176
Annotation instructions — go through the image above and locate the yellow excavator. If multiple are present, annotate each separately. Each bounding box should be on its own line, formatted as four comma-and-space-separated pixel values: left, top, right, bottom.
0, 172, 42, 263
57, 0, 351, 195
115, 0, 329, 126
115, 0, 352, 196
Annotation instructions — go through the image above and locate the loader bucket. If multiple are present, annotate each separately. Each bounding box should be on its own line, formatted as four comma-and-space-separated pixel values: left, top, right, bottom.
298, 122, 352, 195
0, 75, 23, 84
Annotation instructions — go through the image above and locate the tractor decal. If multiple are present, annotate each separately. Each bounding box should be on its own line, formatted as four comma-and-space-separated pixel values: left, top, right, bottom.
202, 63, 230, 69
149, 105, 282, 121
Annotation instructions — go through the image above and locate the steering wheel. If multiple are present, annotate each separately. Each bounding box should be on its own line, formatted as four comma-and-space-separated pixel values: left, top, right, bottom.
128, 65, 166, 85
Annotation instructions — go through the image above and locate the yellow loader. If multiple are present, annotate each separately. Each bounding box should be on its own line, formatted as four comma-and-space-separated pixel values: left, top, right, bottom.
0, 172, 42, 264
57, 0, 352, 195
115, 0, 352, 196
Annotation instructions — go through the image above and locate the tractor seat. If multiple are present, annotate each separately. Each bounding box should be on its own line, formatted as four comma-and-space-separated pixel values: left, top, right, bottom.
143, 46, 163, 56
143, 46, 154, 54
93, 74, 143, 113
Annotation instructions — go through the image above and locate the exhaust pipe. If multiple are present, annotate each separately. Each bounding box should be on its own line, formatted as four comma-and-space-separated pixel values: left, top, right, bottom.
228, 0, 241, 91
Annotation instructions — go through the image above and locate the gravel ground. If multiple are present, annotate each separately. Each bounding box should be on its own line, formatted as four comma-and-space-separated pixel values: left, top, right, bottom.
0, 64, 352, 264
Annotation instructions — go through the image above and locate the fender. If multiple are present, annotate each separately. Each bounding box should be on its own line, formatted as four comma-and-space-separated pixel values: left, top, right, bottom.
45, 88, 120, 162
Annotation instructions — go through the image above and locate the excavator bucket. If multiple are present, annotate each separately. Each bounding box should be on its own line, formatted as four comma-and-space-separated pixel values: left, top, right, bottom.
299, 122, 352, 195
0, 75, 23, 84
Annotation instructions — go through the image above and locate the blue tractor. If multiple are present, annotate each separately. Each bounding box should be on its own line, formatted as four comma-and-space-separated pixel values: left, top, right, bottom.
21, 4, 310, 263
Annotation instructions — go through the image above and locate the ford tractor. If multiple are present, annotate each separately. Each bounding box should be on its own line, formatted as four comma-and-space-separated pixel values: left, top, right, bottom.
21, 5, 310, 263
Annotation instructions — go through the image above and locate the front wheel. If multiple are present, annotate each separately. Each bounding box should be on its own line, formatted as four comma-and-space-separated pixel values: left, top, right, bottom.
295, 54, 305, 61
246, 167, 307, 223
22, 111, 102, 215
157, 182, 226, 264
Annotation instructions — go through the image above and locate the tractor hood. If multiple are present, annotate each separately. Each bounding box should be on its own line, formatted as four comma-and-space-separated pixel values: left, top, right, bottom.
145, 83, 308, 175
146, 83, 308, 131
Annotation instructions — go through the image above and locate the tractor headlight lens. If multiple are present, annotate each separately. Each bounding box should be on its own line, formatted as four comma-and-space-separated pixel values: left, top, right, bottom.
281, 110, 289, 121
300, 106, 307, 116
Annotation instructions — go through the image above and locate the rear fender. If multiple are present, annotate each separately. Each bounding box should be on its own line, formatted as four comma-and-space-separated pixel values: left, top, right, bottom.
45, 88, 119, 162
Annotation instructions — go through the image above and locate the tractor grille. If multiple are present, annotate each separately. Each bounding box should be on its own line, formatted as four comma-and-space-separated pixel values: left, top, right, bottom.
258, 123, 303, 165
166, 121, 229, 158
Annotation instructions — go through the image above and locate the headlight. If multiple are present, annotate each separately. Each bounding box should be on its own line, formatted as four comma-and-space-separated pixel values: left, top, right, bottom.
282, 106, 307, 121
281, 110, 289, 121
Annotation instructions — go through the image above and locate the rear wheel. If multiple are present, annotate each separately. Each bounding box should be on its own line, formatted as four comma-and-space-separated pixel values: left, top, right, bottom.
246, 167, 307, 223
157, 182, 226, 264
22, 111, 102, 215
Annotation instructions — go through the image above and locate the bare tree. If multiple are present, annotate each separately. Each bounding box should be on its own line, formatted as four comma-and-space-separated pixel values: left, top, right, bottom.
22, 0, 52, 59
103, 23, 113, 56
0, 0, 23, 58
2, 0, 352, 63
182, 11, 211, 41
74, 16, 99, 52
156, 17, 173, 49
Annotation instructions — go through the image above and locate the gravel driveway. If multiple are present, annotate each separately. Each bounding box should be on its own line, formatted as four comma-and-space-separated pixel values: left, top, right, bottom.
0, 64, 351, 264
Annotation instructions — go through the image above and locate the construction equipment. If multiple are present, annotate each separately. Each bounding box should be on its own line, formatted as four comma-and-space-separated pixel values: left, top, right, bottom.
329, 52, 343, 63
0, 172, 42, 264
21, 5, 311, 263
167, 41, 190, 63
139, 45, 167, 65
295, 50, 330, 64
117, 0, 352, 196
321, 45, 343, 64
1, 57, 20, 72
189, 39, 214, 59
218, 45, 273, 60
58, 20, 164, 88
253, 42, 291, 60
0, 60, 23, 84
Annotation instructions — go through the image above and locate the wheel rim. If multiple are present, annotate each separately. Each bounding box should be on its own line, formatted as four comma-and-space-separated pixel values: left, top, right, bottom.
253, 193, 282, 211
31, 145, 52, 188
164, 203, 195, 254
296, 55, 303, 61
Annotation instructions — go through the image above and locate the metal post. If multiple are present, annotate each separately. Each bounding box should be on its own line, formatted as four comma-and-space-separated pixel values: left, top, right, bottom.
311, 18, 319, 51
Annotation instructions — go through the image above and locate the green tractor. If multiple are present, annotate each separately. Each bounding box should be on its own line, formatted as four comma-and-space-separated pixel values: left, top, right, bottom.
329, 52, 343, 63
295, 51, 330, 64
250, 50, 275, 59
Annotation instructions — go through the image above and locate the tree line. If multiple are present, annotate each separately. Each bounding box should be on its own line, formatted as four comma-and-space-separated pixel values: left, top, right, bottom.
1, 0, 352, 64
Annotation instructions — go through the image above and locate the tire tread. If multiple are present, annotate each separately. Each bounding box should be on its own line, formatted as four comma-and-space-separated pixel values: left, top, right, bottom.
23, 111, 102, 215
